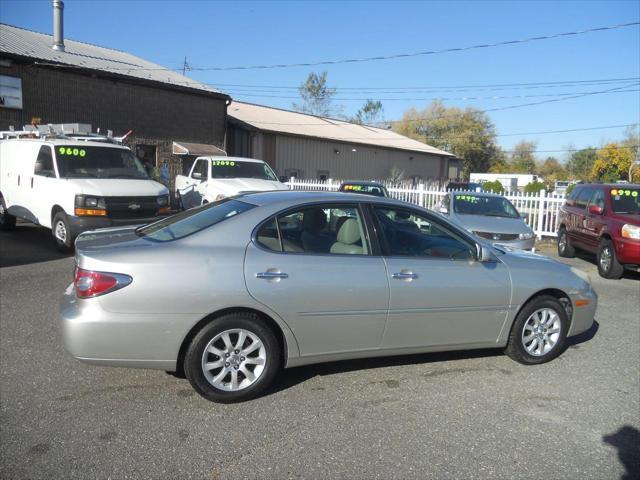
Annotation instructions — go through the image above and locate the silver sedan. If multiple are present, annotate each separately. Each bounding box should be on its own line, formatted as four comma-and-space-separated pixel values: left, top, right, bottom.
60, 191, 597, 402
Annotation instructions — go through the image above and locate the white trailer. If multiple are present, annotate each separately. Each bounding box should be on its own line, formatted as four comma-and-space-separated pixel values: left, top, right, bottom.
469, 173, 544, 192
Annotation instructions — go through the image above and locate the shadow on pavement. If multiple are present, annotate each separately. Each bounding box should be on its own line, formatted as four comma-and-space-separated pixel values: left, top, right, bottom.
565, 320, 599, 348
272, 347, 504, 395
575, 251, 640, 281
603, 426, 640, 480
0, 224, 71, 268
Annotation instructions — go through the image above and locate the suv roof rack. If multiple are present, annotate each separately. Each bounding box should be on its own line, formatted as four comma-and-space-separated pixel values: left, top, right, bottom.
0, 124, 132, 144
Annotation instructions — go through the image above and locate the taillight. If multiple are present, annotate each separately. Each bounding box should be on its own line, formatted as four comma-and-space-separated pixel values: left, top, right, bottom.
74, 267, 132, 298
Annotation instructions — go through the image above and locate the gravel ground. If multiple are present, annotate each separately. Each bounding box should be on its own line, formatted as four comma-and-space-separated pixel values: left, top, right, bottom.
1, 225, 638, 480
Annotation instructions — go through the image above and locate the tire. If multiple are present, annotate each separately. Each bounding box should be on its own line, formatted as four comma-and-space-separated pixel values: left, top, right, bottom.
505, 295, 569, 365
0, 196, 16, 231
557, 228, 575, 258
597, 239, 624, 279
184, 312, 281, 403
52, 212, 75, 252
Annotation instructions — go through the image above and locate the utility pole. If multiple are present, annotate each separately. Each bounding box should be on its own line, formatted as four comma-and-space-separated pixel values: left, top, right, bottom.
182, 56, 189, 76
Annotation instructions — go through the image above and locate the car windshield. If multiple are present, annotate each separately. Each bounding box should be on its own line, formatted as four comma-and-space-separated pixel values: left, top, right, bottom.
55, 145, 149, 179
340, 184, 388, 197
135, 199, 254, 242
210, 160, 277, 181
453, 194, 519, 218
609, 187, 639, 214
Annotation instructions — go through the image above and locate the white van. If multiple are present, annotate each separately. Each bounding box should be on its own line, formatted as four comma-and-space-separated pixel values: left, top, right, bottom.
0, 137, 170, 250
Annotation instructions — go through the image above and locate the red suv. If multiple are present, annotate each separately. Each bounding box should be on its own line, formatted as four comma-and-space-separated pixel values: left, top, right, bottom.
557, 184, 640, 279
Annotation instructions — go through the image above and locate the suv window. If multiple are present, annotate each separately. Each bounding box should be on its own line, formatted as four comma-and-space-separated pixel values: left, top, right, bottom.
575, 188, 593, 209
34, 146, 54, 177
136, 199, 254, 242
256, 205, 369, 255
589, 188, 605, 210
374, 207, 475, 260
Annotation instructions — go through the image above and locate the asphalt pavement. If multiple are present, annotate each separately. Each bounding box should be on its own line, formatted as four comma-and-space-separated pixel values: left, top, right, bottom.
1, 224, 639, 480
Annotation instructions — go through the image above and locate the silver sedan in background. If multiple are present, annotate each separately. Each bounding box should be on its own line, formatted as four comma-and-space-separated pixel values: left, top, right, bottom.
437, 191, 536, 250
60, 191, 596, 403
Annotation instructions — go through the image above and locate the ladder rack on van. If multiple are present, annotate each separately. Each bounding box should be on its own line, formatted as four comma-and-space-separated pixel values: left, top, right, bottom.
0, 124, 132, 144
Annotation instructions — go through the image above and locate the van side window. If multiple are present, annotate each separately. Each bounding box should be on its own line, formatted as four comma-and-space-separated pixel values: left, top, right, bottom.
191, 159, 208, 180
589, 189, 605, 210
34, 146, 55, 177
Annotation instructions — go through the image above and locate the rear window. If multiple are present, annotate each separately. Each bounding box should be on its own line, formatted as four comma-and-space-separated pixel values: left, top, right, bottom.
609, 187, 639, 214
339, 184, 388, 197
135, 199, 254, 242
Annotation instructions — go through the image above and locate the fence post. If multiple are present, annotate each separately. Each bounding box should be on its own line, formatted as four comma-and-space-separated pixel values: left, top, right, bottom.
328, 178, 334, 191
418, 183, 425, 207
289, 176, 296, 190
536, 189, 546, 239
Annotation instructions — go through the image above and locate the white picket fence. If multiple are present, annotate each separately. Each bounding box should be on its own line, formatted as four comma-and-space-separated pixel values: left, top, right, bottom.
285, 178, 566, 239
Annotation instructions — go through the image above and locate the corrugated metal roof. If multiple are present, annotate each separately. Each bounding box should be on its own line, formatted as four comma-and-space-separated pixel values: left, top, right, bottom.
0, 23, 225, 96
228, 102, 455, 157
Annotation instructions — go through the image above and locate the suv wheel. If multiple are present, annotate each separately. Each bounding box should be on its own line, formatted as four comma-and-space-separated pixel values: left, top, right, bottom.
557, 228, 575, 258
597, 239, 624, 279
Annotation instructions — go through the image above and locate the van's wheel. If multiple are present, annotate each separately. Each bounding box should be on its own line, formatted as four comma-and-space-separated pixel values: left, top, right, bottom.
505, 295, 568, 365
52, 212, 74, 252
557, 228, 575, 258
597, 239, 624, 279
0, 196, 16, 231
184, 312, 281, 403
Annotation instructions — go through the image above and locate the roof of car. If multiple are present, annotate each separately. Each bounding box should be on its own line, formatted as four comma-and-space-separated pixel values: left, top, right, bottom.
239, 190, 407, 208
339, 181, 386, 187
574, 183, 640, 188
195, 156, 267, 163
0, 137, 129, 149
448, 190, 503, 198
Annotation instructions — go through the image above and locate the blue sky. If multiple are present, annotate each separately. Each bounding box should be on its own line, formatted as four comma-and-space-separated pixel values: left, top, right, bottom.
1, 0, 639, 159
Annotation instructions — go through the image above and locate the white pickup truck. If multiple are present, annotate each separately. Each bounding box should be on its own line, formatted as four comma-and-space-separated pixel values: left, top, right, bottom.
175, 156, 287, 209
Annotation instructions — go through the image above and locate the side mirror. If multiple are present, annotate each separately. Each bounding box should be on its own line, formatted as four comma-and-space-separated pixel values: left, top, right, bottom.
476, 244, 494, 263
520, 212, 526, 219
192, 172, 202, 180
279, 176, 288, 183
588, 205, 603, 215
439, 206, 449, 215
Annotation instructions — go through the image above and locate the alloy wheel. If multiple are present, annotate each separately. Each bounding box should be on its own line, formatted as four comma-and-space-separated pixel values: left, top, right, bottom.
201, 328, 267, 391
599, 246, 612, 273
521, 308, 561, 356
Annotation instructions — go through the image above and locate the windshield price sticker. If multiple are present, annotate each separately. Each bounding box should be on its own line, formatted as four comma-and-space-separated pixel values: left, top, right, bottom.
455, 194, 479, 203
58, 147, 86, 157
212, 160, 236, 166
345, 185, 363, 191
611, 189, 636, 198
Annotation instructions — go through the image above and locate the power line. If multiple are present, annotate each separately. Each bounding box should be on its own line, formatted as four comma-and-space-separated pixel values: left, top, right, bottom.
207, 77, 640, 92
81, 21, 640, 72
228, 87, 640, 102
183, 21, 640, 71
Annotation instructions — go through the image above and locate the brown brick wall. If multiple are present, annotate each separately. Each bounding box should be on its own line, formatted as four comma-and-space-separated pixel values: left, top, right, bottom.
0, 59, 228, 192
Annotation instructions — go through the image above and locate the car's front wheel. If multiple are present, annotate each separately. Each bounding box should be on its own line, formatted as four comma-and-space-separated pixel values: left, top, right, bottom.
0, 196, 16, 231
506, 295, 568, 365
184, 312, 281, 403
52, 212, 74, 252
597, 239, 624, 279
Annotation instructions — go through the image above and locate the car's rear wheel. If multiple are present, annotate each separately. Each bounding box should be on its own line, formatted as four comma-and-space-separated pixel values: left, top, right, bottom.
52, 212, 74, 252
597, 239, 624, 279
0, 196, 16, 231
184, 312, 281, 403
506, 295, 568, 365
557, 228, 575, 258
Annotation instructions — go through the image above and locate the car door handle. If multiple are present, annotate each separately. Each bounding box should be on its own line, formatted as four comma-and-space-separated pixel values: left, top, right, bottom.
256, 272, 289, 280
392, 272, 418, 280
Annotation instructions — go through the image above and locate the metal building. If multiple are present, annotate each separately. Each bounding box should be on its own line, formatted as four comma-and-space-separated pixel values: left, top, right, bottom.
227, 102, 461, 183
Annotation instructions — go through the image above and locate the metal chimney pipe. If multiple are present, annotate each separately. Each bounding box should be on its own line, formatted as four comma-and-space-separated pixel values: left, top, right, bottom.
52, 0, 64, 52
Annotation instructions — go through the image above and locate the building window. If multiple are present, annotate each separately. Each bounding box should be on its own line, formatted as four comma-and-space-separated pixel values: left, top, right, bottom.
285, 168, 302, 179
317, 170, 330, 181
135, 144, 157, 175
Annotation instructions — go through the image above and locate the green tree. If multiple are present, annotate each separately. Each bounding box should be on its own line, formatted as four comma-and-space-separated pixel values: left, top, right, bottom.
292, 71, 338, 117
565, 148, 597, 180
351, 99, 384, 125
524, 181, 546, 194
488, 147, 510, 173
482, 180, 504, 193
392, 101, 501, 177
591, 142, 635, 182
510, 140, 537, 174
538, 156, 568, 190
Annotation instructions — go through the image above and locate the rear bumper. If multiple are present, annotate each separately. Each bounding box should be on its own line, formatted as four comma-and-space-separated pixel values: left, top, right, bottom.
614, 238, 640, 266
67, 214, 168, 238
59, 284, 199, 371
